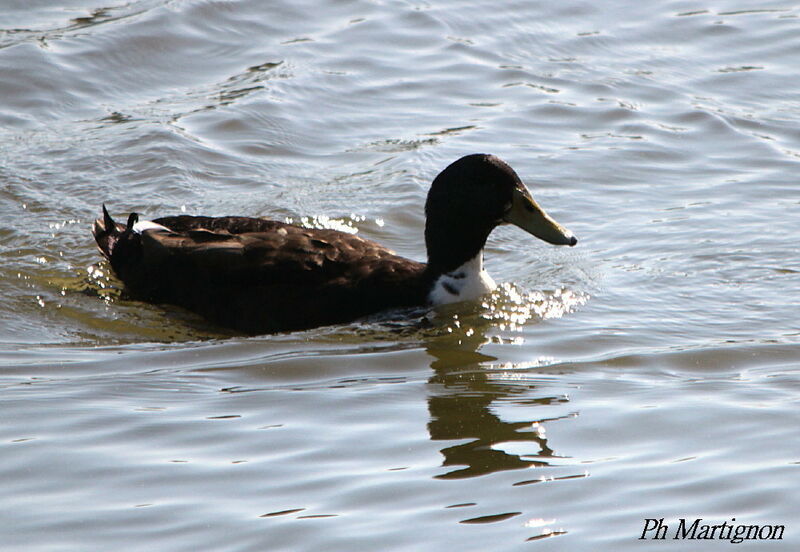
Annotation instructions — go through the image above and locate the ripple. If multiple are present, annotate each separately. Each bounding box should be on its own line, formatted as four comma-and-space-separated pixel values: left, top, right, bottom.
2, 0, 800, 550
460, 512, 522, 524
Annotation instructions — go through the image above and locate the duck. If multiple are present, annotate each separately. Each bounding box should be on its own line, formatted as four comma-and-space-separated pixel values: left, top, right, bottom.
92, 154, 577, 334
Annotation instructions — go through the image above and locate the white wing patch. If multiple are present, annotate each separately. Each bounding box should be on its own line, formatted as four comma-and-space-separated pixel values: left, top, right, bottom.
428, 254, 497, 305
132, 220, 170, 233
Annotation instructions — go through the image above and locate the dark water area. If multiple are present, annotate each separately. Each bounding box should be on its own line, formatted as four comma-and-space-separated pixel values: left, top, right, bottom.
1, 1, 799, 550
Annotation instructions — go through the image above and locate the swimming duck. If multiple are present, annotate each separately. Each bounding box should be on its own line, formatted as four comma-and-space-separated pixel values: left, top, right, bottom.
92, 154, 576, 334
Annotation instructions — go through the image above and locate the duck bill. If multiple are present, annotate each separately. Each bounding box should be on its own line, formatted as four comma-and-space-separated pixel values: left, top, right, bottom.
504, 186, 577, 246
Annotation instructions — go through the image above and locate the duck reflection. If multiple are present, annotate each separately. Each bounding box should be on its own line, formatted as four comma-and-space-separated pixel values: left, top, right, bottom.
424, 322, 573, 480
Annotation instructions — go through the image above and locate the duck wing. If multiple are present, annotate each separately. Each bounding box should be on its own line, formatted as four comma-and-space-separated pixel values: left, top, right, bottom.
101, 214, 430, 333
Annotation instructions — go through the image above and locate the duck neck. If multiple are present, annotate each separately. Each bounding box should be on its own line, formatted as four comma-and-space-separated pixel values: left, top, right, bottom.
424, 219, 493, 276
426, 250, 497, 305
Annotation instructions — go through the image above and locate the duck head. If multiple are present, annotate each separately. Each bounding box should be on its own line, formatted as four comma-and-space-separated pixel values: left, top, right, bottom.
424, 153, 576, 274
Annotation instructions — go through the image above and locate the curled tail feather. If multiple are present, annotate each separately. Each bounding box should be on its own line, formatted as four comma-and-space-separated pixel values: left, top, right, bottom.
92, 204, 139, 261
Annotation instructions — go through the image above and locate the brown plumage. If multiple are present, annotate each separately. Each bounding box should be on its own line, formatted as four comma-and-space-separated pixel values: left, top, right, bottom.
92, 154, 577, 334
93, 212, 433, 333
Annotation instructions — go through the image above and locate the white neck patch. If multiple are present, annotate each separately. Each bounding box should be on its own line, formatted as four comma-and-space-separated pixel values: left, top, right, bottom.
428, 253, 497, 306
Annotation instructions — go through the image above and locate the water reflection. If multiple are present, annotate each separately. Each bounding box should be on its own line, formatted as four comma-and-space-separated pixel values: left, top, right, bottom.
424, 324, 574, 480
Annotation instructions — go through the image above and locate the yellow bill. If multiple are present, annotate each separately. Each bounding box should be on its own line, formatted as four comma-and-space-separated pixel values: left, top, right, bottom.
504, 186, 577, 246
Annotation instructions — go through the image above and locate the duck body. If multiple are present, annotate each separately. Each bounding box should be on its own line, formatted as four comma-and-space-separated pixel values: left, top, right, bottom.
96, 214, 435, 333
93, 154, 576, 334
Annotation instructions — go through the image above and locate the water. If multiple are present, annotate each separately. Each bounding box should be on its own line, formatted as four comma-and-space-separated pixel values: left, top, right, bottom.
1, 0, 799, 550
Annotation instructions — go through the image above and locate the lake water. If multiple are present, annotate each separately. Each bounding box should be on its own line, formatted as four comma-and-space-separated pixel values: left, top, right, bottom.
1, 0, 799, 550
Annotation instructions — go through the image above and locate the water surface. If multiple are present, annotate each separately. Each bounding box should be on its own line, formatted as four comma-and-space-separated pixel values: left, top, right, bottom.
1, 1, 799, 550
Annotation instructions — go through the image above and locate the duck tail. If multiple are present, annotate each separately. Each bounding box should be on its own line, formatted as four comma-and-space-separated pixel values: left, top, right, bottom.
92, 204, 139, 261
